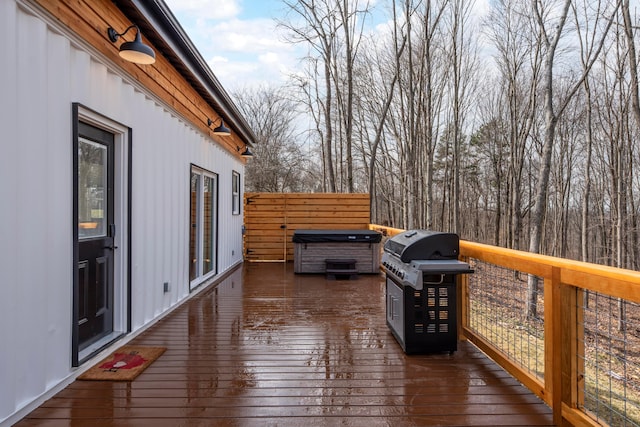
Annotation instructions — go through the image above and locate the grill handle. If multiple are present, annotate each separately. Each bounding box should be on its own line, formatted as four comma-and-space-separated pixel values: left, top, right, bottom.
423, 274, 445, 285
389, 296, 399, 319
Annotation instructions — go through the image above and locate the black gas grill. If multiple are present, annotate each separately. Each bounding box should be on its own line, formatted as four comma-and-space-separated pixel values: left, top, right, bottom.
382, 230, 473, 354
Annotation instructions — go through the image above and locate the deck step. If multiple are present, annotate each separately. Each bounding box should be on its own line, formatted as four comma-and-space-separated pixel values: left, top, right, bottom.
325, 258, 357, 268
325, 258, 358, 280
326, 270, 359, 280
325, 268, 359, 275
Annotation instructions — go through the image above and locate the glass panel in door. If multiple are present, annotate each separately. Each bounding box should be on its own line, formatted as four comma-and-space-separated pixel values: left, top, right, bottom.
189, 172, 200, 282
203, 175, 215, 275
78, 140, 107, 239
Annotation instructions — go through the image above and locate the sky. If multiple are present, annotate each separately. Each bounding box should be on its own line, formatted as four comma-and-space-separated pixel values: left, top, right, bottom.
164, 0, 304, 91
163, 0, 491, 93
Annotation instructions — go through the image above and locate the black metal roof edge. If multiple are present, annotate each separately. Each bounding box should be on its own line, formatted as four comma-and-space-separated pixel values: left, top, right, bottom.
117, 0, 256, 146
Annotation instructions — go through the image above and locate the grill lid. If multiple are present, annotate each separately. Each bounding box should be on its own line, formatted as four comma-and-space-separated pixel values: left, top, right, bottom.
384, 230, 459, 263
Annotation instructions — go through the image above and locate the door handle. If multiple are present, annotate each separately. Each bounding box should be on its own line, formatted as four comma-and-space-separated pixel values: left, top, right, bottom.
105, 224, 117, 250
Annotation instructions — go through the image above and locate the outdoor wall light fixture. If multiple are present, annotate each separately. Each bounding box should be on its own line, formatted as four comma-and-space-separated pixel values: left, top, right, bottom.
107, 25, 156, 65
237, 145, 254, 157
207, 118, 231, 136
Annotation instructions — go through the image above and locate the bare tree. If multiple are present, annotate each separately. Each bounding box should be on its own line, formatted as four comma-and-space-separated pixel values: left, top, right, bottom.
234, 85, 311, 192
334, 0, 369, 192
280, 0, 339, 191
525, 0, 619, 319
621, 0, 640, 272
389, 0, 448, 229
443, 0, 480, 233
485, 0, 543, 251
469, 108, 509, 246
280, 0, 371, 193
352, 13, 407, 219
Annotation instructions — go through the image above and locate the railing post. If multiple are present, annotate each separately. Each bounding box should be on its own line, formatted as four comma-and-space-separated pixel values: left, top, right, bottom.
458, 255, 470, 341
575, 288, 585, 415
549, 266, 583, 426
549, 266, 563, 425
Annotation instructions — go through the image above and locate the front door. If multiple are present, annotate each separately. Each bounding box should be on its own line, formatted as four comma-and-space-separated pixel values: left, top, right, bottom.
76, 122, 115, 353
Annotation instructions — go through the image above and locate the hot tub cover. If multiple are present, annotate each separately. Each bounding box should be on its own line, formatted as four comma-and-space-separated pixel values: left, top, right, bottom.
292, 229, 382, 243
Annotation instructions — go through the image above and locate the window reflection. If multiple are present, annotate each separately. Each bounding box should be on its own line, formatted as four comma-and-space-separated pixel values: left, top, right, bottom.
78, 139, 107, 239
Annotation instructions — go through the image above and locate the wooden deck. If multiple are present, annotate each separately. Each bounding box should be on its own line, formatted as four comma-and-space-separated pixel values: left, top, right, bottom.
17, 263, 553, 426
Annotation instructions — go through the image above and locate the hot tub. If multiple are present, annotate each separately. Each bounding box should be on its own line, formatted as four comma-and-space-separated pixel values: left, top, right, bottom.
292, 229, 382, 274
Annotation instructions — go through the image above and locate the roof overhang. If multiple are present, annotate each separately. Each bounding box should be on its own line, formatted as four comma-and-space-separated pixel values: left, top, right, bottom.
113, 0, 256, 146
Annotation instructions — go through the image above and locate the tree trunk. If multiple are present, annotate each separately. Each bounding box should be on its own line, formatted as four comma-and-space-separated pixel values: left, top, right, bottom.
526, 0, 571, 320
324, 50, 336, 192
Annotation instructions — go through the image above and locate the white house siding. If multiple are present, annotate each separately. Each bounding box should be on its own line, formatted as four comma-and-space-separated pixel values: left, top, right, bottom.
0, 1, 245, 423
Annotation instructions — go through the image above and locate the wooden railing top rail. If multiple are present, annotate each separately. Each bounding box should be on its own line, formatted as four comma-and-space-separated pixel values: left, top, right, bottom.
368, 224, 405, 237
369, 224, 640, 303
462, 241, 640, 303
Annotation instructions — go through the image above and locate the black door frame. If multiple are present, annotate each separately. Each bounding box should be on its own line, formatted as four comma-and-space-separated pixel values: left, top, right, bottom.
72, 103, 132, 367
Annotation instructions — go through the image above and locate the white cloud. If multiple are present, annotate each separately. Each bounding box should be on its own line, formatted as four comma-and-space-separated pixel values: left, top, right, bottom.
195, 15, 302, 89
162, 0, 302, 90
197, 18, 291, 54
164, 0, 241, 20
258, 52, 280, 65
207, 56, 290, 89
165, 0, 387, 90
209, 55, 229, 65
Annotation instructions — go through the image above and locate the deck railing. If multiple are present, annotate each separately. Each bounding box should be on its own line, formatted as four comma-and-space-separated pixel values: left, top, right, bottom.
369, 224, 640, 427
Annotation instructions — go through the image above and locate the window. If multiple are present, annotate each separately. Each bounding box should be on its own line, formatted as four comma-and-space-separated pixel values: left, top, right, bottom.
190, 166, 218, 289
77, 138, 108, 239
232, 171, 241, 215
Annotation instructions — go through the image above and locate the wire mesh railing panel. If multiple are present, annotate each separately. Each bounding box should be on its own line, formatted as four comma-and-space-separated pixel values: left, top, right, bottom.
467, 258, 545, 380
579, 292, 640, 427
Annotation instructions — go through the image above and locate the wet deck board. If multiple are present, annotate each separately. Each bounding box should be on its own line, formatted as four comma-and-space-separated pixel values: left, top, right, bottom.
17, 263, 553, 426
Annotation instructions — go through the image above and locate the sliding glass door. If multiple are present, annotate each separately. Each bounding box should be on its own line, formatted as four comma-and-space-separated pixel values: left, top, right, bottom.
189, 167, 218, 289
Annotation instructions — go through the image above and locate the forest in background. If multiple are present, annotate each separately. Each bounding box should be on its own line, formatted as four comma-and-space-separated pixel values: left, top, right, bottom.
234, 0, 640, 271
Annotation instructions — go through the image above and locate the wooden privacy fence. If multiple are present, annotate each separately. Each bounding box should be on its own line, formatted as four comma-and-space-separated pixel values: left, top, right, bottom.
243, 193, 370, 262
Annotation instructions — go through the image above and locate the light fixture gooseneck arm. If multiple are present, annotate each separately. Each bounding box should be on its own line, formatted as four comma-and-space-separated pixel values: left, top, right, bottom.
108, 25, 137, 43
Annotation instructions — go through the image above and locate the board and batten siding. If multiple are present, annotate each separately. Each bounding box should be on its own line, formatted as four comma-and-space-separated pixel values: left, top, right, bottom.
0, 1, 245, 423
243, 193, 371, 262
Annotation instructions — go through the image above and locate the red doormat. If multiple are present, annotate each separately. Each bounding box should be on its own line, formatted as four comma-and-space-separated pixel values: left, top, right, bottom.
77, 346, 166, 381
